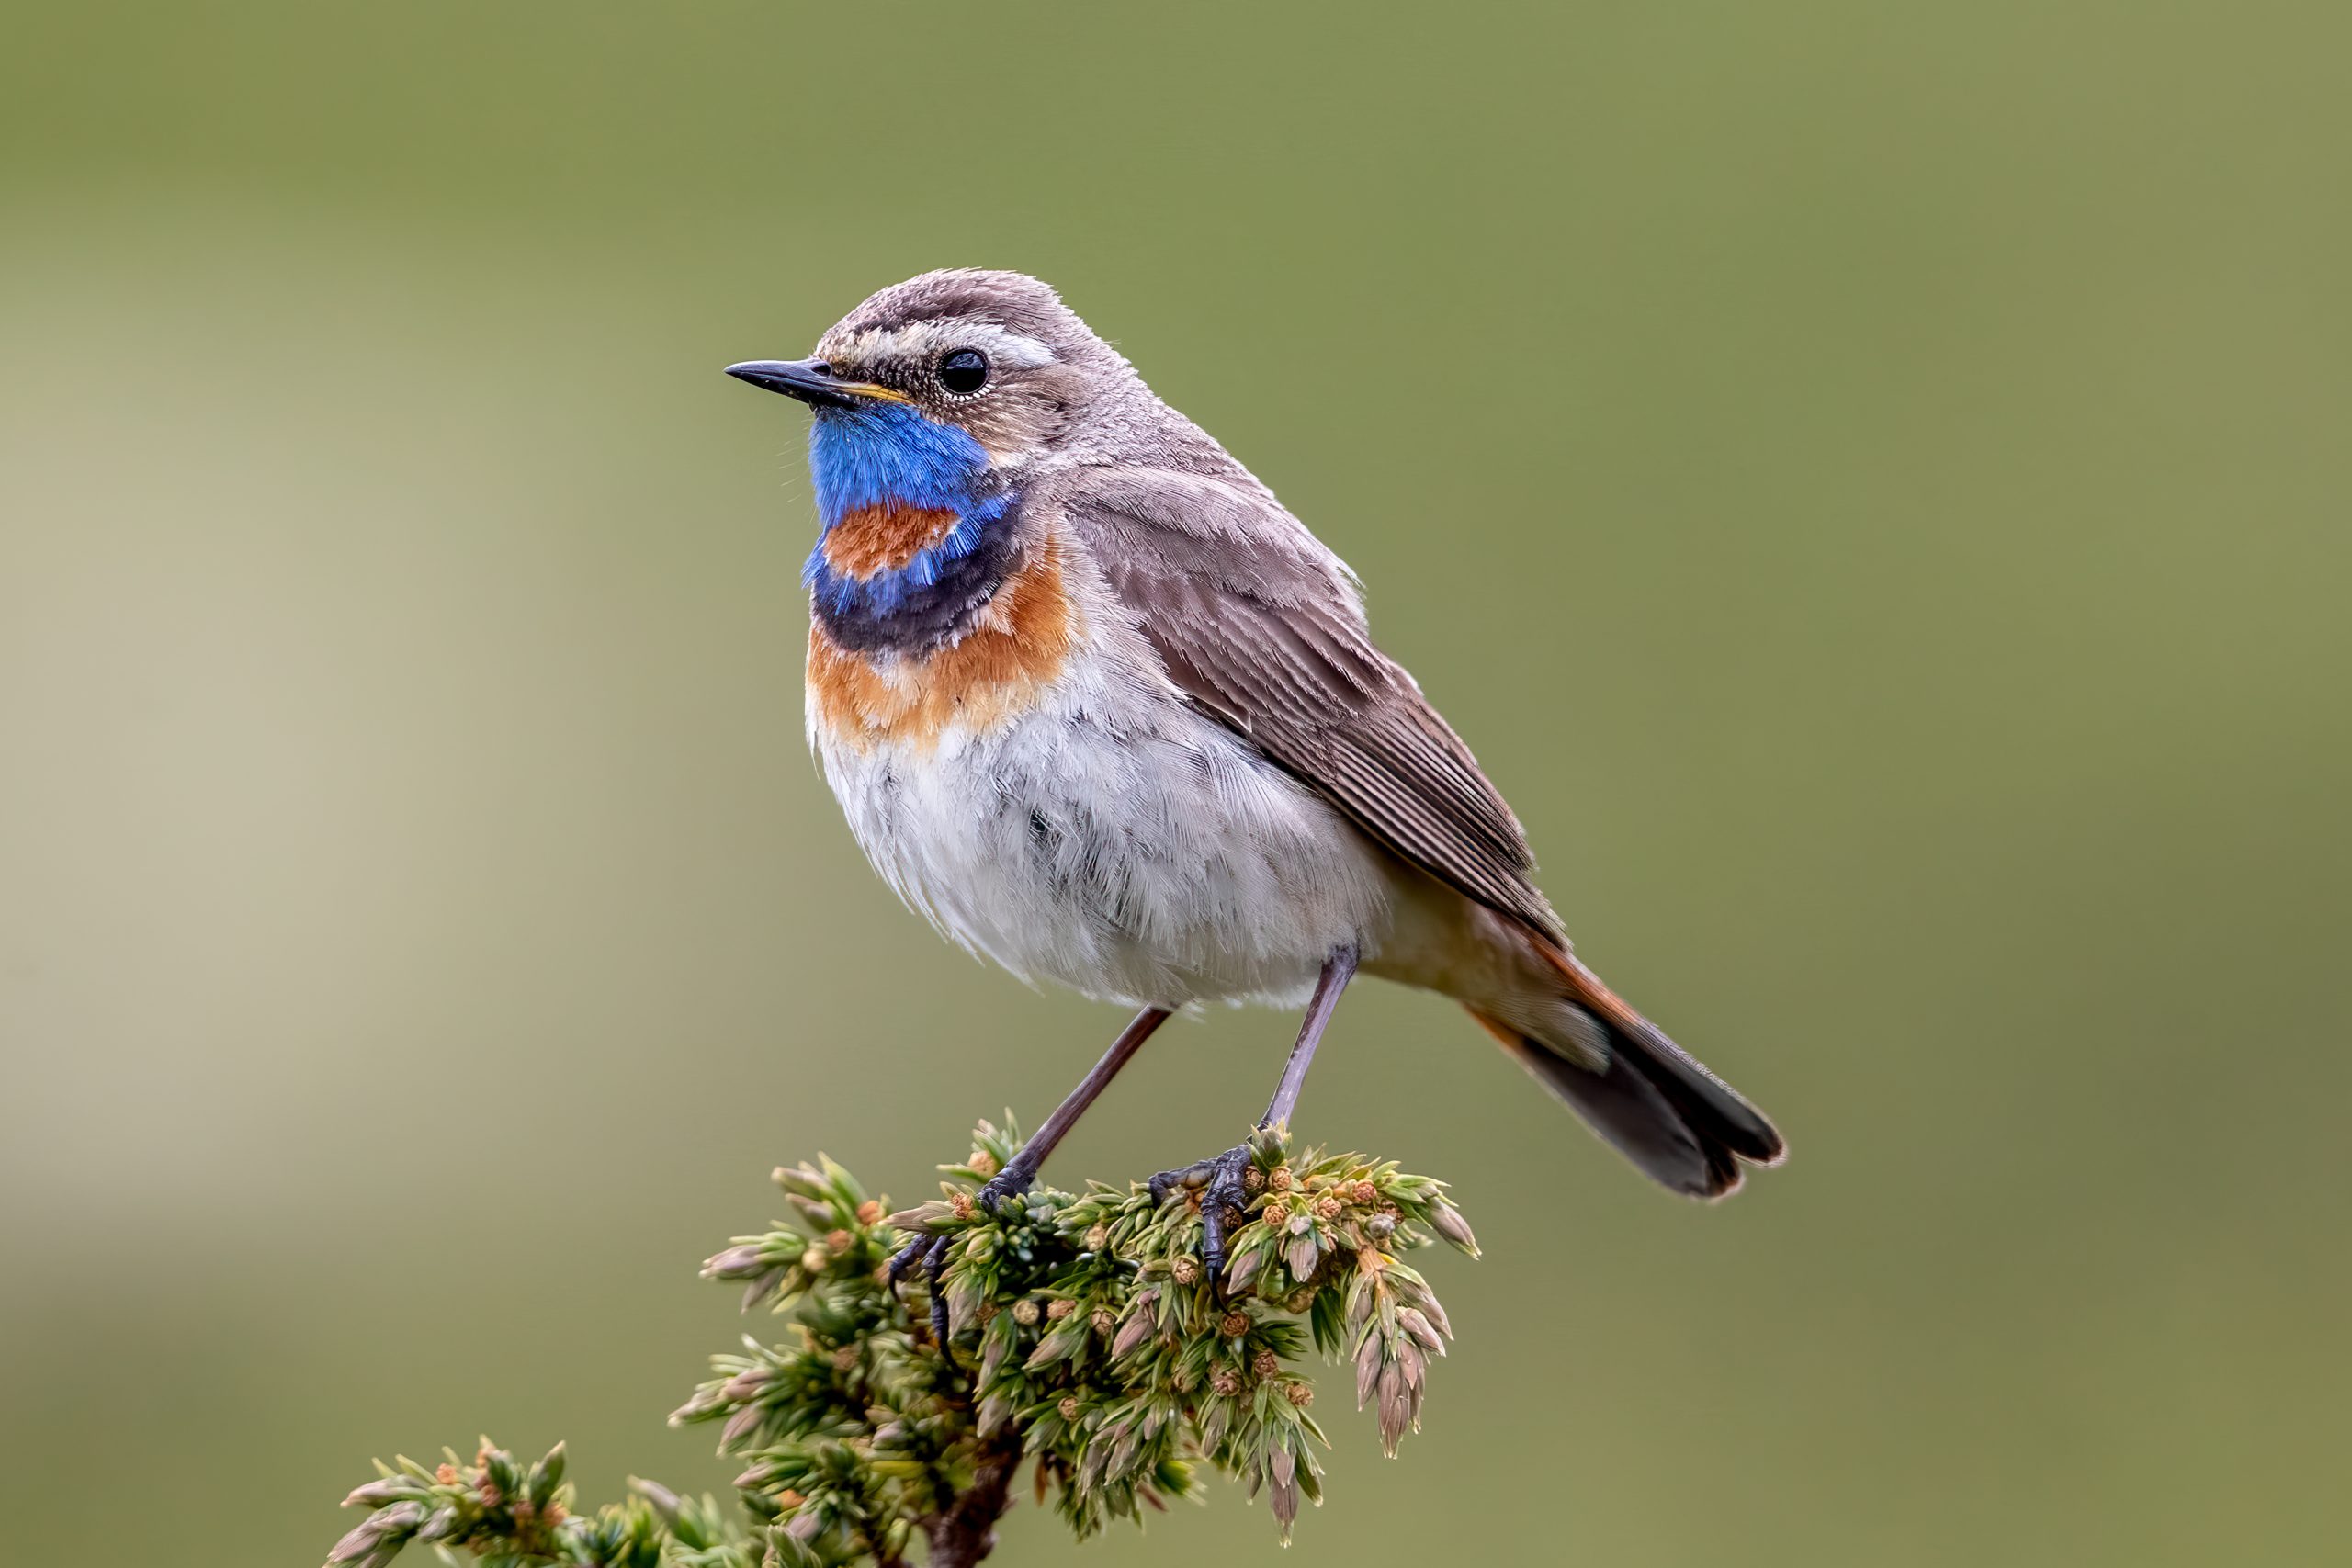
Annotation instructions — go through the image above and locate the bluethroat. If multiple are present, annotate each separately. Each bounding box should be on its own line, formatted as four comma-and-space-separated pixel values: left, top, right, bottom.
727, 272, 1784, 1326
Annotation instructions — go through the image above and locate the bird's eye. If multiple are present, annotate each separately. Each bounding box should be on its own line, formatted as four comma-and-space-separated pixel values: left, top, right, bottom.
937, 348, 990, 396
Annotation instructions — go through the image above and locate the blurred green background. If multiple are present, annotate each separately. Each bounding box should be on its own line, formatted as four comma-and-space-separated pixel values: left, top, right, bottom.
4, 4, 2347, 1563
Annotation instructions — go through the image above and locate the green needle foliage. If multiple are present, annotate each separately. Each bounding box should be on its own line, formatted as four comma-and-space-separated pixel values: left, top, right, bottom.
326, 1449, 751, 1568
324, 1120, 1476, 1568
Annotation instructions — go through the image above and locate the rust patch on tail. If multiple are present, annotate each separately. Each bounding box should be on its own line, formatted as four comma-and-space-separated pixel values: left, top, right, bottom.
1528, 940, 1654, 1043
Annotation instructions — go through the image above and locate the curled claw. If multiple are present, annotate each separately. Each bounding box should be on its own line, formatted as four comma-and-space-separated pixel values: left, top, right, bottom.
886, 1234, 933, 1286
887, 1232, 957, 1348
972, 1160, 1037, 1216
1148, 1144, 1256, 1285
1197, 1148, 1256, 1280
887, 1157, 1038, 1355
924, 1237, 952, 1346
1148, 1156, 1214, 1210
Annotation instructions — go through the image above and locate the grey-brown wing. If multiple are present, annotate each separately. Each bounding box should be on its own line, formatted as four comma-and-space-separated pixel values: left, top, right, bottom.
1048, 465, 1564, 942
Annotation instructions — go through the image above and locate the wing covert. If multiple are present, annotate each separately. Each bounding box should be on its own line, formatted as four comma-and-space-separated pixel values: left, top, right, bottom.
1045, 465, 1563, 941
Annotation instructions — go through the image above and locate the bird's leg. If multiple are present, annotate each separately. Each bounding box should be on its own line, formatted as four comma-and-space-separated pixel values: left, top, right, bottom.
1149, 943, 1359, 1280
889, 1006, 1171, 1345
978, 1005, 1173, 1210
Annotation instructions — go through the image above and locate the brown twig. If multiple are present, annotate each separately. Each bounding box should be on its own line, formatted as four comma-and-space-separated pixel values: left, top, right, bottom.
922, 1428, 1025, 1568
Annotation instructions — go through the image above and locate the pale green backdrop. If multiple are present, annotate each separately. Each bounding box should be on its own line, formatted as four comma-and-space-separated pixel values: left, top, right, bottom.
3, 5, 2347, 1564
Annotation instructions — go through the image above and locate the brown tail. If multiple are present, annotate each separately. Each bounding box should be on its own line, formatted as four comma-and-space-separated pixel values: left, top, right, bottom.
1470, 949, 1785, 1200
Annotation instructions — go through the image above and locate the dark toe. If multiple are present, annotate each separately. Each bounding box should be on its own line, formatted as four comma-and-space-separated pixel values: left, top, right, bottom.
1145, 1144, 1257, 1281
922, 1236, 955, 1346
1200, 1149, 1256, 1277
929, 1283, 952, 1347
887, 1234, 930, 1286
974, 1164, 1035, 1214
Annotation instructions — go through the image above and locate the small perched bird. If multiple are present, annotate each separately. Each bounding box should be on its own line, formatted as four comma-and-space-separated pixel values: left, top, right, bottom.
727, 271, 1783, 1307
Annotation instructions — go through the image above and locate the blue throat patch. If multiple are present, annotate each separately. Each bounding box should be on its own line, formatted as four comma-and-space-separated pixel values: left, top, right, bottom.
804, 404, 1012, 619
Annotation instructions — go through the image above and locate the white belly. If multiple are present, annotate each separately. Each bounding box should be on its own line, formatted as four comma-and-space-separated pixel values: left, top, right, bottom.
810, 648, 1390, 1009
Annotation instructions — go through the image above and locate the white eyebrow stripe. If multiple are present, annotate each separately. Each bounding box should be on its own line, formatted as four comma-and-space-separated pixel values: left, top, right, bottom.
826, 321, 1057, 371
956, 324, 1056, 369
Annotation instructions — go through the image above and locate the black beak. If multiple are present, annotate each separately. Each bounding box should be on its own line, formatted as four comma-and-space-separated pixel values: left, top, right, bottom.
723, 358, 902, 409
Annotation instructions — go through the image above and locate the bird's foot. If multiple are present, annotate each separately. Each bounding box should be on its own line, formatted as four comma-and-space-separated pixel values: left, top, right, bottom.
885, 1232, 955, 1348
971, 1158, 1039, 1216
886, 1158, 1040, 1349
1148, 1141, 1261, 1283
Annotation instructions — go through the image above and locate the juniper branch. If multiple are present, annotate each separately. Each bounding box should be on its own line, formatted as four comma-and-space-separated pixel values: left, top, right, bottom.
323, 1120, 1477, 1568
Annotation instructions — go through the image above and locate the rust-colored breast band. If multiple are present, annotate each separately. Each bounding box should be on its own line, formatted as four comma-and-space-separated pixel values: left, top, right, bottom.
808, 539, 1078, 750
820, 503, 963, 578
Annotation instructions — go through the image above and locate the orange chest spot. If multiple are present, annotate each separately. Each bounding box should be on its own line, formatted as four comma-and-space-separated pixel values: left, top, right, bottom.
820, 503, 962, 579
807, 541, 1080, 751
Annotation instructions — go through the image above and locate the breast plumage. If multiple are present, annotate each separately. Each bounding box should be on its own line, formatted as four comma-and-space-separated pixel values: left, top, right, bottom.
805, 535, 1078, 753
806, 527, 1386, 1011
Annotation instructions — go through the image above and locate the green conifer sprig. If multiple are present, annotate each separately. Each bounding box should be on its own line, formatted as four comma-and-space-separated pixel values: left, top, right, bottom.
325, 1121, 1476, 1568
325, 1443, 754, 1568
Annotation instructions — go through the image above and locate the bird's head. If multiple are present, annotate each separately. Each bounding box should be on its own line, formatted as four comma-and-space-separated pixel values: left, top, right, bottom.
727, 270, 1119, 503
